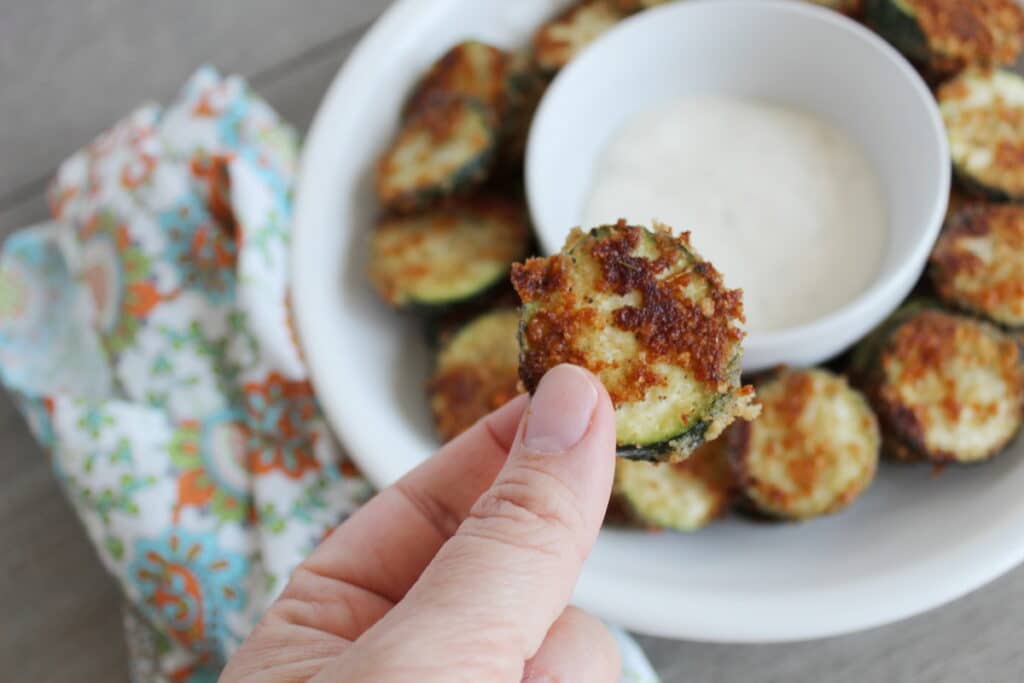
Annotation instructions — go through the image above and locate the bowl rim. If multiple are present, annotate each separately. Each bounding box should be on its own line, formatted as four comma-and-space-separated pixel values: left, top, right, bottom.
291, 0, 1024, 644
525, 0, 951, 350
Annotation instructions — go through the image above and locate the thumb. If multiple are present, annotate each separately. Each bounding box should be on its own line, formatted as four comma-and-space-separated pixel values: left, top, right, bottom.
332, 363, 617, 682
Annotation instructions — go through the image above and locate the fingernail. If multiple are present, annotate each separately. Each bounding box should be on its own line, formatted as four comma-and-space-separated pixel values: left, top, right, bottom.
523, 364, 598, 454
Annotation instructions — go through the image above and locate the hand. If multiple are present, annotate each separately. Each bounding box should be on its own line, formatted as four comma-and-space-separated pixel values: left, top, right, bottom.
220, 364, 620, 682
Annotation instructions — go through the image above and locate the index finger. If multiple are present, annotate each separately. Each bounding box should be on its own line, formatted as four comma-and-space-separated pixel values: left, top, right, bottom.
298, 393, 528, 604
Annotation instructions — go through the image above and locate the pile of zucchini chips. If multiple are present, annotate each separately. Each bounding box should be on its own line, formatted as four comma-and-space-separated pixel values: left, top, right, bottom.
366, 0, 1024, 534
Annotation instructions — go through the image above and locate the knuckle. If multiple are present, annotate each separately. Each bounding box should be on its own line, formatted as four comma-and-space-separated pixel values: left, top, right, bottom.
394, 479, 464, 540
465, 462, 587, 559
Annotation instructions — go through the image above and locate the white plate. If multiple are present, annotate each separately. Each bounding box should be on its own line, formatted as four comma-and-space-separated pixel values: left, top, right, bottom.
292, 0, 1024, 642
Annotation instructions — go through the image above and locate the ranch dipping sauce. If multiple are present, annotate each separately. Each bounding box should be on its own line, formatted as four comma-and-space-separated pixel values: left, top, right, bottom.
584, 95, 888, 333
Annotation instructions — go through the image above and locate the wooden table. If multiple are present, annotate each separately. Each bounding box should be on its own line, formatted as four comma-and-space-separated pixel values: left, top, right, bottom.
1, 2, 1021, 681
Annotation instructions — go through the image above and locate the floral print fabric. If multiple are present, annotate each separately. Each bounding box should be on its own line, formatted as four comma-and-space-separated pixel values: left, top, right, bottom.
0, 67, 658, 683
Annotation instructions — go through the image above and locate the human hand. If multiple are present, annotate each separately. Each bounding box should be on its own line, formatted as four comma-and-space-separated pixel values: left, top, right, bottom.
220, 364, 620, 682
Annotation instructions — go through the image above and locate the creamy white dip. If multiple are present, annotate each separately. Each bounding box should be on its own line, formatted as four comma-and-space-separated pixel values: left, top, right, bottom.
584, 95, 888, 333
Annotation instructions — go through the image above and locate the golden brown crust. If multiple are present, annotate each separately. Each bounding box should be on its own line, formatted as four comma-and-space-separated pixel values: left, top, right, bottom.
905, 0, 1024, 72
428, 310, 522, 442
368, 196, 529, 307
930, 203, 1024, 328
938, 70, 1024, 198
404, 42, 509, 119
375, 95, 495, 213
512, 222, 744, 403
868, 310, 1024, 462
730, 368, 880, 520
532, 0, 626, 74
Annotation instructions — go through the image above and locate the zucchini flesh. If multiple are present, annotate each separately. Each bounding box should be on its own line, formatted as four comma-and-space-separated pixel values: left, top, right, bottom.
532, 0, 627, 75
939, 69, 1024, 202
511, 221, 758, 462
857, 309, 1024, 463
731, 368, 879, 521
613, 438, 734, 531
375, 95, 497, 213
930, 203, 1024, 329
428, 309, 521, 442
404, 41, 509, 120
369, 196, 530, 309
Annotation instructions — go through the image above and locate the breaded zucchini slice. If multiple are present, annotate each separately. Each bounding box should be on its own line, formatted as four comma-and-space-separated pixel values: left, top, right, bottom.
511, 221, 759, 462
496, 49, 549, 172
856, 309, 1024, 463
369, 196, 530, 310
730, 368, 879, 521
939, 69, 1024, 202
375, 95, 497, 213
865, 0, 1024, 75
930, 203, 1024, 329
428, 309, 521, 442
403, 41, 509, 119
532, 0, 627, 75
613, 437, 734, 531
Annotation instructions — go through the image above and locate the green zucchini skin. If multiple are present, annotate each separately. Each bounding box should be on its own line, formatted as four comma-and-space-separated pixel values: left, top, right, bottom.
512, 222, 759, 462
368, 195, 530, 311
865, 0, 931, 65
867, 0, 1024, 76
613, 437, 735, 532
375, 95, 497, 214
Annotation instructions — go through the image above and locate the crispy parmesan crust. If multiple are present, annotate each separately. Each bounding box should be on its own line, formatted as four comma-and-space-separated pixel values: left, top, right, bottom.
902, 0, 1024, 72
375, 95, 496, 213
730, 368, 880, 520
939, 69, 1024, 200
514, 223, 744, 396
512, 221, 758, 460
532, 0, 626, 74
368, 196, 529, 308
404, 41, 509, 119
863, 310, 1024, 463
930, 203, 1024, 328
428, 309, 522, 442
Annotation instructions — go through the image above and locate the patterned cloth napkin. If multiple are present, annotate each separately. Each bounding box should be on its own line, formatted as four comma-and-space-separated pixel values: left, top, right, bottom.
0, 68, 659, 682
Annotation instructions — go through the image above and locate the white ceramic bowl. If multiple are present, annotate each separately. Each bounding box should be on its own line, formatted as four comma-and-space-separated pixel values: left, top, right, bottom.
293, 0, 1024, 642
527, 0, 950, 371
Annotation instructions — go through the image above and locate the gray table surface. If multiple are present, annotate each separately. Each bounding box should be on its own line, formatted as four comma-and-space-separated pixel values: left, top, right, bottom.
1, 2, 1021, 681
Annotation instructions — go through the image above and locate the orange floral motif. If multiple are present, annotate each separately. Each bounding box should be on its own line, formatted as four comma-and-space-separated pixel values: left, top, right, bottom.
243, 372, 322, 479
169, 415, 252, 524
129, 530, 247, 656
